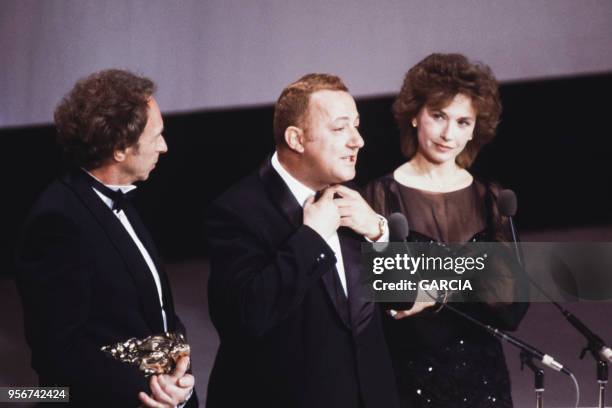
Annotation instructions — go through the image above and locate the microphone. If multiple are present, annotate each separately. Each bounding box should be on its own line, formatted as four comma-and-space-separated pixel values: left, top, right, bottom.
498, 189, 517, 217
385, 213, 416, 311
385, 210, 575, 375
438, 298, 574, 376
486, 324, 572, 375
499, 189, 612, 364
388, 212, 409, 242
565, 309, 612, 364
498, 189, 523, 266
388, 212, 440, 305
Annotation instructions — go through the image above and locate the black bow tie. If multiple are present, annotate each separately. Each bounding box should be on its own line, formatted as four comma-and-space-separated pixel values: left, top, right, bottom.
81, 170, 136, 212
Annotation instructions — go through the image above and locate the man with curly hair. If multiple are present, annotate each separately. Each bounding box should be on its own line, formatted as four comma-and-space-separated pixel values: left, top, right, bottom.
15, 69, 197, 407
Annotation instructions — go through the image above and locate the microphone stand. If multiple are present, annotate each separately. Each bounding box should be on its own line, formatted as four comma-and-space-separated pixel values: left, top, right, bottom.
388, 212, 575, 406
597, 360, 608, 408
437, 300, 572, 407
506, 210, 609, 407
521, 351, 545, 408
507, 216, 523, 266
572, 308, 609, 408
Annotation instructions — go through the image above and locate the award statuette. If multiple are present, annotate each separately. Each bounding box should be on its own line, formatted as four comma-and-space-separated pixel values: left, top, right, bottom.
101, 333, 190, 377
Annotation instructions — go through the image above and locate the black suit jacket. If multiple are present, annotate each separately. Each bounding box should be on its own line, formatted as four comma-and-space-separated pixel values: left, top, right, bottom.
205, 160, 399, 408
15, 170, 197, 407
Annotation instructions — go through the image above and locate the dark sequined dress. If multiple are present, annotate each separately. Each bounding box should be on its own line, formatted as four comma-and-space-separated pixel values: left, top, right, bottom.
366, 175, 529, 408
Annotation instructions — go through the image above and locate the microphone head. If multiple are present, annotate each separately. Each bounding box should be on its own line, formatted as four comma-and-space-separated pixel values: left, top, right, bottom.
601, 347, 612, 364
388, 212, 409, 242
498, 189, 518, 217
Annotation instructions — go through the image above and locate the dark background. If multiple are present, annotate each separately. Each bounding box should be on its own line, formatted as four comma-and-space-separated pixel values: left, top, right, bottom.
2, 73, 612, 406
3, 72, 611, 274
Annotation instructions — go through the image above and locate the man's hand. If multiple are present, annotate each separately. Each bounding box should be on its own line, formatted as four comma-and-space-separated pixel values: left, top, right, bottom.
330, 185, 382, 241
139, 356, 194, 408
303, 188, 341, 240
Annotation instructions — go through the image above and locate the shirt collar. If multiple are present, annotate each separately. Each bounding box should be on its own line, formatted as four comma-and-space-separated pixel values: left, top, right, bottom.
83, 169, 137, 210
270, 151, 316, 208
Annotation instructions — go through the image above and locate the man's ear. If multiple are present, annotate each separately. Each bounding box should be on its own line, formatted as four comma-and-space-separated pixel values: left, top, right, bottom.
113, 148, 127, 162
284, 126, 305, 153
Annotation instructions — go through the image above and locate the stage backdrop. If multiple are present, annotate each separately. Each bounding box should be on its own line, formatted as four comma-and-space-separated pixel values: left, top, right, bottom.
1, 0, 612, 128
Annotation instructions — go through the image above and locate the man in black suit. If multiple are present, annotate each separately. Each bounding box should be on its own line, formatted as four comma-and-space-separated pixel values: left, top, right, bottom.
15, 69, 196, 407
205, 74, 400, 408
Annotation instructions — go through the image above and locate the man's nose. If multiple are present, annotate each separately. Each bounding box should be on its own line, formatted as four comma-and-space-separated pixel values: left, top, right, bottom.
349, 127, 364, 149
158, 135, 168, 153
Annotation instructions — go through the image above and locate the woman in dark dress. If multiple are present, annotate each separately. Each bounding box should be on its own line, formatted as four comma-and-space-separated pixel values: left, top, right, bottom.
366, 53, 529, 407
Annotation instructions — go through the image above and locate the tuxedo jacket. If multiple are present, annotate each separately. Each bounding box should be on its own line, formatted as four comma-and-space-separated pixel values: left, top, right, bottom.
205, 160, 400, 408
15, 170, 197, 407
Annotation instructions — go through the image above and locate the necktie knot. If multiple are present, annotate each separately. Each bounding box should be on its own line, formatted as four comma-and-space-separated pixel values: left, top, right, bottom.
81, 170, 135, 212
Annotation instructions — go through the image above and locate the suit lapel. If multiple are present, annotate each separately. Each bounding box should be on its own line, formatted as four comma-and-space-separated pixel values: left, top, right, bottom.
122, 203, 176, 331
320, 263, 351, 329
339, 227, 374, 335
258, 158, 302, 227
64, 171, 165, 333
258, 158, 351, 329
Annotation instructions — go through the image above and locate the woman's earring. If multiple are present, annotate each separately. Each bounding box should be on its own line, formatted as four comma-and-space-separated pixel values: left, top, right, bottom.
411, 120, 417, 128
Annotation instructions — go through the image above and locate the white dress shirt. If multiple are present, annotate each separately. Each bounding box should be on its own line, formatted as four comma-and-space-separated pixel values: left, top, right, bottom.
87, 172, 168, 332
87, 172, 193, 407
271, 152, 349, 295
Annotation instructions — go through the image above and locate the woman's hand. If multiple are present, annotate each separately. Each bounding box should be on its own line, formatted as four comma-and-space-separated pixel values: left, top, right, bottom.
388, 301, 436, 319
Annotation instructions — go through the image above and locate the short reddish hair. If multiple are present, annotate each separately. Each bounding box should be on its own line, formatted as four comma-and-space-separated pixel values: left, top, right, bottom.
273, 73, 348, 147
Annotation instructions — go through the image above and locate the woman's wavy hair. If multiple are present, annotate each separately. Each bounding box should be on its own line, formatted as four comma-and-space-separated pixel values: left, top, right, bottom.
392, 53, 502, 168
54, 69, 156, 169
